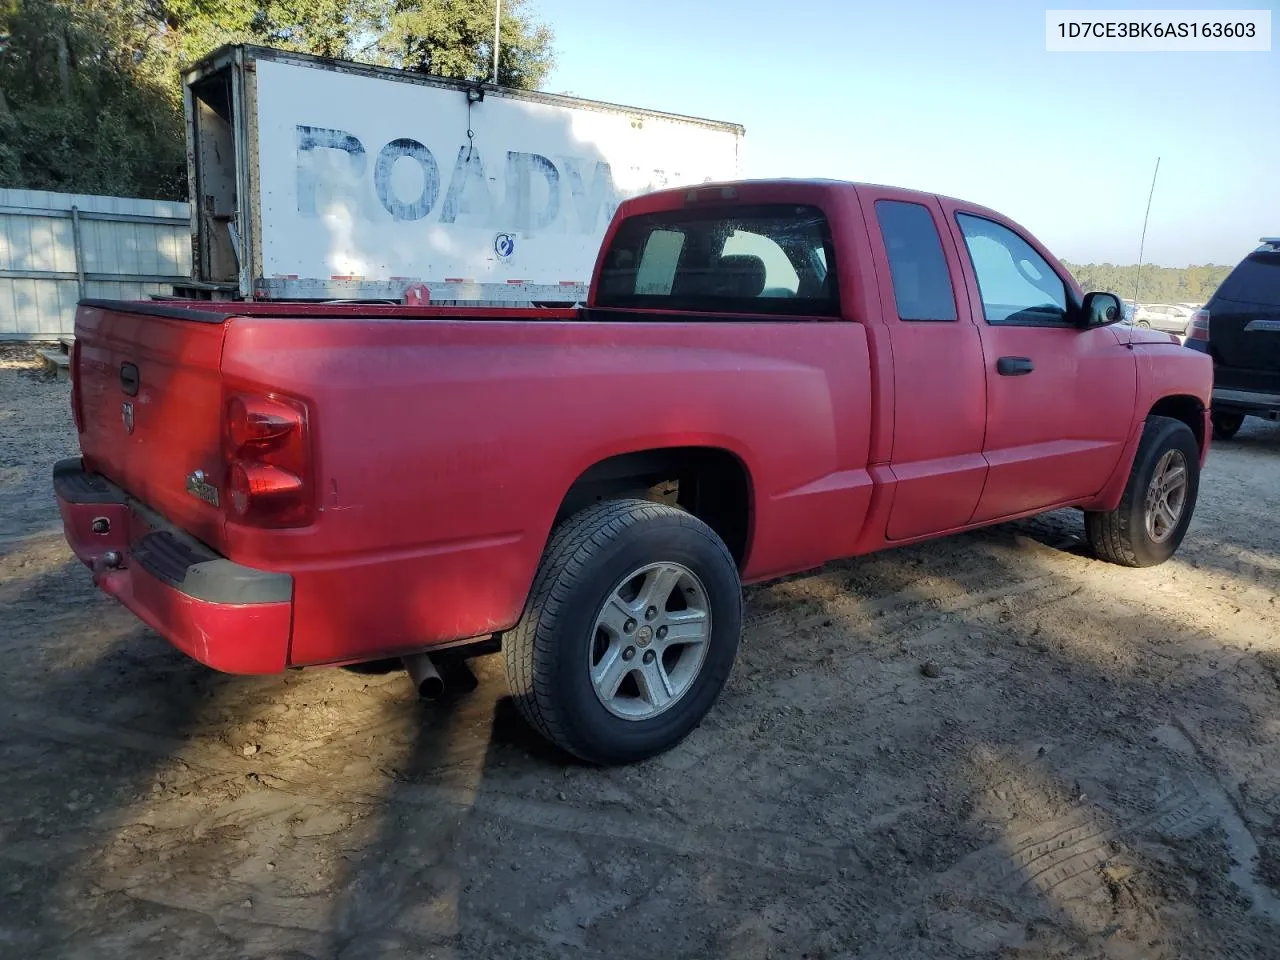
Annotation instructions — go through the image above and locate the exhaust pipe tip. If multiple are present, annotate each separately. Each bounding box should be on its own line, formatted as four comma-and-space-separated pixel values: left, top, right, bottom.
418, 672, 445, 701
403, 653, 445, 701
402, 651, 479, 702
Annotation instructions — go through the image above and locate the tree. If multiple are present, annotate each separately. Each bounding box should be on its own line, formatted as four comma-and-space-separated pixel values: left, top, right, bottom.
255, 0, 379, 59
1063, 261, 1234, 304
0, 0, 556, 199
375, 0, 554, 88
0, 0, 189, 197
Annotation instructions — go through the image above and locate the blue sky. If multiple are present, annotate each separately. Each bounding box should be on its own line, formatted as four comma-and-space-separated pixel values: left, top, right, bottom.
535, 0, 1278, 266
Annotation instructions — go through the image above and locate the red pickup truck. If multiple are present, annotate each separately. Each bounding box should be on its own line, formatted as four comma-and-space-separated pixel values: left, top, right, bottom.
55, 180, 1212, 764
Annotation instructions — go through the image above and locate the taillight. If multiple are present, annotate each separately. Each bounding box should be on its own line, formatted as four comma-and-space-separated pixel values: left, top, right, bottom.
223, 392, 312, 527
69, 339, 83, 432
1187, 308, 1210, 342
229, 462, 305, 518
227, 396, 300, 450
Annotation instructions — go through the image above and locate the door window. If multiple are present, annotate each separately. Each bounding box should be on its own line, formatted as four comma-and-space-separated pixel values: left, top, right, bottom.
957, 214, 1069, 326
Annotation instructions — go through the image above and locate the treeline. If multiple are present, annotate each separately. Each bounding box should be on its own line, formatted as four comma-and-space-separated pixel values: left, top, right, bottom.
0, 0, 554, 200
1062, 261, 1234, 304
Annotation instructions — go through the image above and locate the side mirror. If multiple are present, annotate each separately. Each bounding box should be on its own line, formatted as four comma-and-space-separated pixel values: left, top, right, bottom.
1080, 291, 1123, 328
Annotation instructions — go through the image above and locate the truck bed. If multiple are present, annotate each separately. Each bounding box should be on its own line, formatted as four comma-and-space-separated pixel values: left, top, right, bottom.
84, 298, 580, 323
69, 297, 874, 670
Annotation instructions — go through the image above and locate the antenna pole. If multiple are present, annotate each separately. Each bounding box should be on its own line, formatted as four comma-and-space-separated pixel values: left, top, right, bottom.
1133, 157, 1160, 305
492, 0, 502, 84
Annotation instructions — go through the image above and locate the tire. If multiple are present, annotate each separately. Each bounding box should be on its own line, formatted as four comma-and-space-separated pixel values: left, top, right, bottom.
1085, 415, 1200, 568
1211, 411, 1244, 441
505, 498, 743, 765
1136, 320, 1151, 328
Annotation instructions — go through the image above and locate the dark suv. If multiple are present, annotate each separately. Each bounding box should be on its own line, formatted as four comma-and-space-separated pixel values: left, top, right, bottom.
1186, 238, 1280, 439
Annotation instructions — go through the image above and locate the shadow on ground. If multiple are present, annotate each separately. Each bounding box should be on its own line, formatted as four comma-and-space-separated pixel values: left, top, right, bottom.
2, 395, 1279, 958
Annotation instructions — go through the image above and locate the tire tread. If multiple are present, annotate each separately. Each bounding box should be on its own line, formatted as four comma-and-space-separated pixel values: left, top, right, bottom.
1085, 415, 1194, 568
504, 498, 737, 760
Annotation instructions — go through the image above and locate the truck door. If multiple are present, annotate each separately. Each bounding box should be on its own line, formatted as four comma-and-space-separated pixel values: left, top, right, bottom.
943, 205, 1136, 522
859, 190, 988, 540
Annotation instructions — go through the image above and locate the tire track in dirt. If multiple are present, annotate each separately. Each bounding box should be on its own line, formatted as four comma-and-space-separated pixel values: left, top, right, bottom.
4, 549, 1264, 910
916, 749, 1277, 956
7, 422, 1280, 960
1, 699, 847, 884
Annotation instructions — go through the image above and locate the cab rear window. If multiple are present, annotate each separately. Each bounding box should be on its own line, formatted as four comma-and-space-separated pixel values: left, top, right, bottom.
596, 204, 838, 316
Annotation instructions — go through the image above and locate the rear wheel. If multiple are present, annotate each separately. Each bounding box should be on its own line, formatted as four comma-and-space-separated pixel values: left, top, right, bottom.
1085, 416, 1200, 567
505, 499, 742, 765
1211, 411, 1244, 441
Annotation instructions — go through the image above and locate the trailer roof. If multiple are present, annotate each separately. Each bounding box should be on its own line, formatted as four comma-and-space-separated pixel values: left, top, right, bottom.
183, 44, 746, 136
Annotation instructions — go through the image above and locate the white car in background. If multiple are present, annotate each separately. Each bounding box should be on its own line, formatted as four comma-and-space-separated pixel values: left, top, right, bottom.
1134, 303, 1197, 335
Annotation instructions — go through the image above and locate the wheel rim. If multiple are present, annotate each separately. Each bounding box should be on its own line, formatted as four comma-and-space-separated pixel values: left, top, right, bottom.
588, 562, 712, 721
1144, 449, 1189, 544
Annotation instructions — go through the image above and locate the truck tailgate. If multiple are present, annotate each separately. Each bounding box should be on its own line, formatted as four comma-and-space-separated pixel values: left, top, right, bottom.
76, 302, 229, 551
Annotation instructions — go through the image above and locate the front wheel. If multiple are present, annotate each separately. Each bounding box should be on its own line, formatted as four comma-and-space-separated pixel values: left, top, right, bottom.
1085, 416, 1200, 567
504, 499, 743, 765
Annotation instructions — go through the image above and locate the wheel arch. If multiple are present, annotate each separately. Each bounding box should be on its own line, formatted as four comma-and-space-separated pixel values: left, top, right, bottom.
553, 445, 756, 568
1084, 394, 1207, 514
1148, 394, 1206, 452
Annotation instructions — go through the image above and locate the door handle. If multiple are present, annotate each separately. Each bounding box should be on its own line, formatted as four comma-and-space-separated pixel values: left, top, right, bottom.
996, 356, 1034, 376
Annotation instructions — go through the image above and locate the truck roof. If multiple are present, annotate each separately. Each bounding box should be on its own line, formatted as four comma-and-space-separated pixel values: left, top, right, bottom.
183, 44, 746, 135
617, 177, 1005, 220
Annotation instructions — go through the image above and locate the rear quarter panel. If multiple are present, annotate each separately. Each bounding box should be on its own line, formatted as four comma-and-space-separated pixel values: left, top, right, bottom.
220, 316, 874, 666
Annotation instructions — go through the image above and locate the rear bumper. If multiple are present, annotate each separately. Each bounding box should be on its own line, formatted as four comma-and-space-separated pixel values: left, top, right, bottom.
1211, 387, 1280, 418
53, 458, 293, 674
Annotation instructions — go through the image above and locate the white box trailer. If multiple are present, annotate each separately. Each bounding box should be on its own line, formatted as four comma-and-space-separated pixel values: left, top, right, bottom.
182, 45, 744, 303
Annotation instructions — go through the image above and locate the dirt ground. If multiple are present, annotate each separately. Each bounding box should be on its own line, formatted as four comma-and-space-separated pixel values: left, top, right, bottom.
3, 345, 1280, 960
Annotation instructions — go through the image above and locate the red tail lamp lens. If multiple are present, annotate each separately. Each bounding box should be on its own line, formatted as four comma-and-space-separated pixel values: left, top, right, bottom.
1187, 308, 1210, 342
227, 396, 301, 452
222, 391, 312, 527
229, 461, 305, 520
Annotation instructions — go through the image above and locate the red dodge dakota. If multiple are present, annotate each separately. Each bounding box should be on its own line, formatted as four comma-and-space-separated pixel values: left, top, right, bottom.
55, 180, 1213, 763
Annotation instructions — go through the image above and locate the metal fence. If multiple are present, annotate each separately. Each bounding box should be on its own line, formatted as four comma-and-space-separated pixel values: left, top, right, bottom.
0, 188, 191, 341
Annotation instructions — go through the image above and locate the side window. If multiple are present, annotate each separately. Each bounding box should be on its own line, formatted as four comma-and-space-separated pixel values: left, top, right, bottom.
874, 200, 957, 321
635, 230, 685, 295
956, 214, 1069, 326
